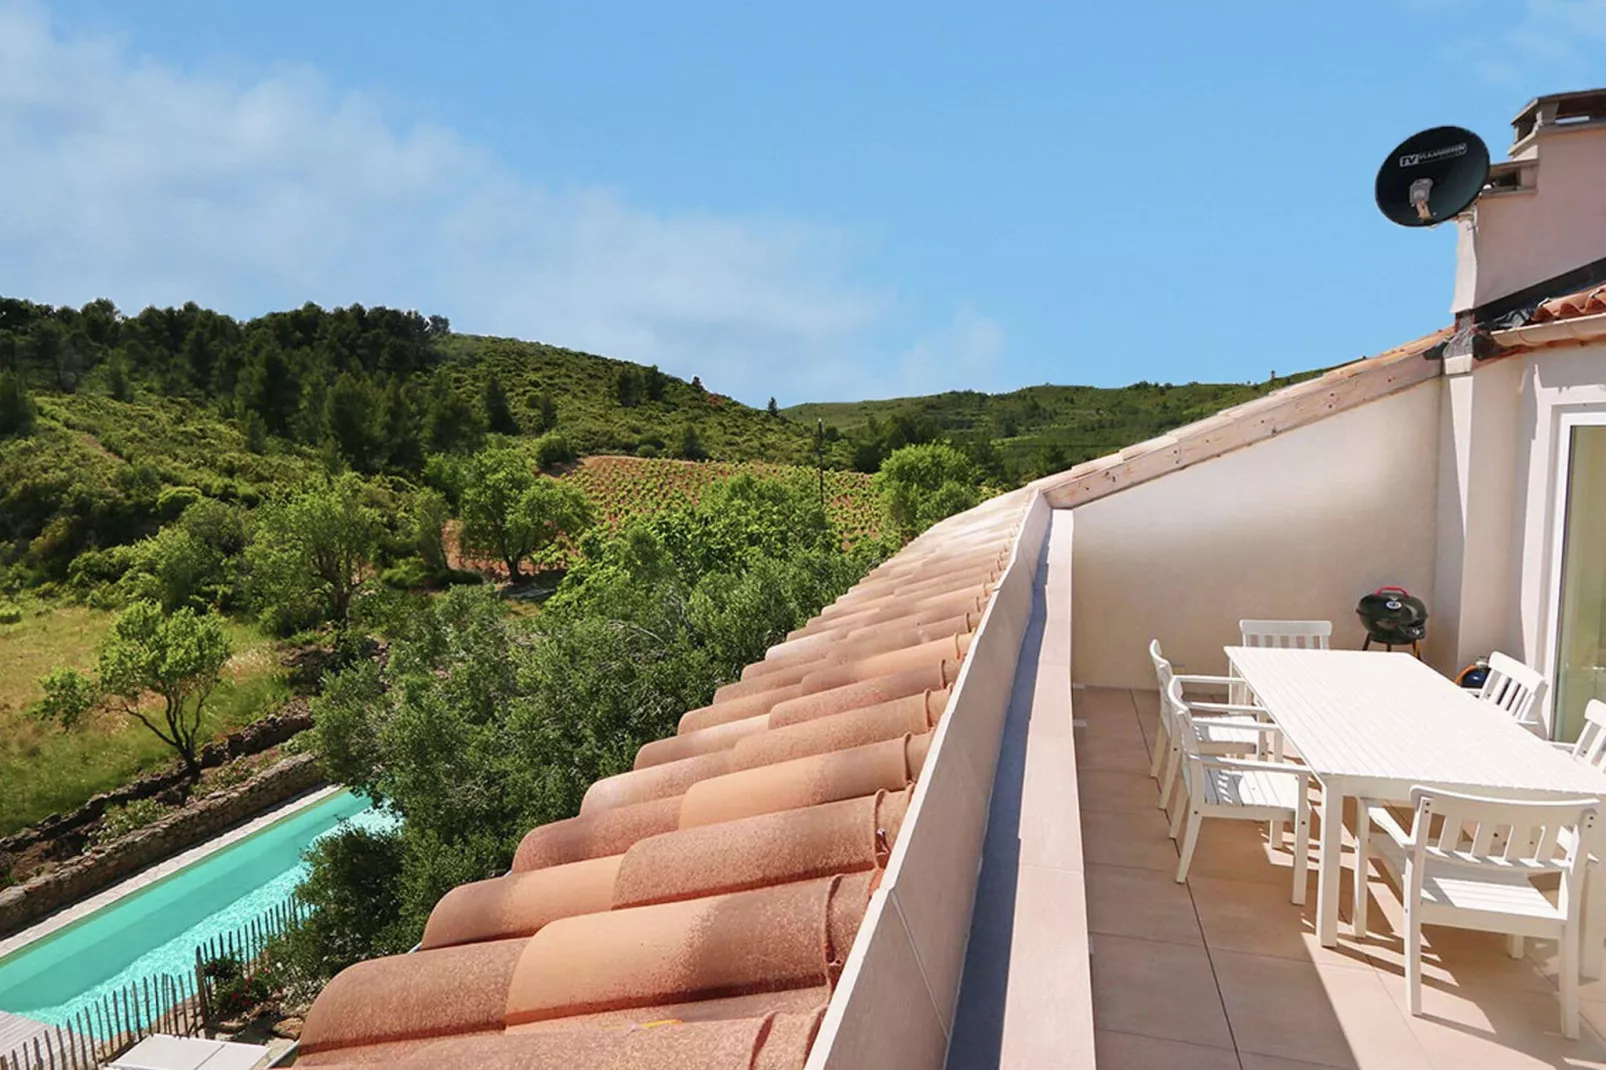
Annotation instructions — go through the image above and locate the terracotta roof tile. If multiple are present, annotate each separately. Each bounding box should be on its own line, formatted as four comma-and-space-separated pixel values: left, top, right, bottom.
1528, 283, 1606, 324
420, 856, 623, 950
299, 938, 525, 1058
504, 873, 874, 1025
676, 733, 929, 828
298, 499, 1032, 1068
612, 791, 908, 909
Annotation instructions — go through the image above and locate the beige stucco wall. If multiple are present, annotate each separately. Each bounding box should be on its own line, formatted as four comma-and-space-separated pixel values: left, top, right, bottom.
1454, 125, 1606, 315
1069, 380, 1442, 690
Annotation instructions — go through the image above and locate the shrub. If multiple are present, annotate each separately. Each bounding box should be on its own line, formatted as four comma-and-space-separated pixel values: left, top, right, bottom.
91, 797, 172, 846
32, 666, 99, 731
380, 558, 434, 590
155, 486, 204, 521
874, 443, 985, 538
0, 602, 21, 625
203, 953, 273, 1019
533, 432, 576, 472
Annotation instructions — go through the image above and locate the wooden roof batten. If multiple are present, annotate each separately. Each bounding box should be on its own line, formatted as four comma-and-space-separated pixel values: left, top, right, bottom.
1036, 328, 1452, 510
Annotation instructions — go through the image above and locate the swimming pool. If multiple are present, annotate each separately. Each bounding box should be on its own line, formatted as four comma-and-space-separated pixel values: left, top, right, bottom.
0, 789, 396, 1031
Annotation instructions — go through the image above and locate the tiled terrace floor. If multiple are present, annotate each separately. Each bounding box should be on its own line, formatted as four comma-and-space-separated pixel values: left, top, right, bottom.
1081, 686, 1606, 1070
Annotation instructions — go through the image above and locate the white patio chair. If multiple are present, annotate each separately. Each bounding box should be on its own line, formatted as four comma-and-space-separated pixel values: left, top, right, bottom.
1239, 619, 1332, 650
1477, 651, 1545, 731
1148, 640, 1274, 810
1353, 787, 1600, 1039
1165, 678, 1312, 904
1556, 698, 1606, 981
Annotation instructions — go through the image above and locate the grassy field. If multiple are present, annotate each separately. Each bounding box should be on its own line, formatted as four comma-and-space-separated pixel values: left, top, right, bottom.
0, 603, 290, 836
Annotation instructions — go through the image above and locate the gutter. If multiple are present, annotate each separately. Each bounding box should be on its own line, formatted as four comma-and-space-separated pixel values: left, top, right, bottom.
1490, 310, 1606, 351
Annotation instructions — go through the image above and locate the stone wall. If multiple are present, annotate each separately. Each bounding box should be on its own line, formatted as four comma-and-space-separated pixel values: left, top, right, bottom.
0, 753, 326, 938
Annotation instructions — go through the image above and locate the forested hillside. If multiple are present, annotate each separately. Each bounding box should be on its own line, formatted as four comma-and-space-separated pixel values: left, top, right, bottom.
787, 370, 1329, 481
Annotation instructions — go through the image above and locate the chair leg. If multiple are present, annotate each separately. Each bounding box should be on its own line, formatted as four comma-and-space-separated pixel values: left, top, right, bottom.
1507, 934, 1524, 960
1405, 906, 1423, 1017
1159, 742, 1181, 814
1563, 920, 1582, 1040
1292, 799, 1310, 907
1176, 809, 1203, 884
1169, 777, 1190, 840
1353, 803, 1370, 938
1586, 861, 1606, 981
1149, 715, 1169, 779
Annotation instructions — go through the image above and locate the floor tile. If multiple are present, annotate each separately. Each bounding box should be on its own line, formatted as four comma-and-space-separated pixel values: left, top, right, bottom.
1089, 933, 1234, 1050
1074, 733, 1153, 772
1189, 875, 1370, 970
1077, 769, 1165, 812
1080, 808, 1182, 873
1211, 950, 1362, 1068
1094, 1029, 1242, 1069
1376, 967, 1606, 1069
1086, 862, 1204, 947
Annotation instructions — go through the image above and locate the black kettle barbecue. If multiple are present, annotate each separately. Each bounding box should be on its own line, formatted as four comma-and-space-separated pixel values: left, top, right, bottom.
1357, 585, 1428, 657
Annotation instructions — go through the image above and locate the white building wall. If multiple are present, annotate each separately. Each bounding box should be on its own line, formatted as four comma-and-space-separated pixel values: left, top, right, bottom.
1070, 380, 1442, 690
1506, 342, 1606, 735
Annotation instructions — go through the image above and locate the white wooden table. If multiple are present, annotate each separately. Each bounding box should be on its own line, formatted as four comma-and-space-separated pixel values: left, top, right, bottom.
1224, 646, 1606, 948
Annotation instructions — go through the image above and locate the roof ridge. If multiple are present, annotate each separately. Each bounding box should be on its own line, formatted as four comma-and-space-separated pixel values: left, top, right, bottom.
1036, 327, 1450, 509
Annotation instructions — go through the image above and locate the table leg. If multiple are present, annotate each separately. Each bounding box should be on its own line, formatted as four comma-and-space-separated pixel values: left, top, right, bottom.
1318, 781, 1345, 947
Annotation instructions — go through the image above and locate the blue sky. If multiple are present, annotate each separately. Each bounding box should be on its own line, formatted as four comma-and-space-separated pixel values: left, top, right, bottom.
2, 1, 1604, 405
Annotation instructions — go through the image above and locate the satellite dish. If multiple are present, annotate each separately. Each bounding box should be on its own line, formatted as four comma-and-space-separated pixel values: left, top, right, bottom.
1374, 125, 1491, 227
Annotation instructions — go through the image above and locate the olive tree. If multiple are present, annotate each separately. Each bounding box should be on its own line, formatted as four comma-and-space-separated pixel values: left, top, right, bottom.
459, 448, 593, 581
248, 474, 383, 630
98, 601, 232, 775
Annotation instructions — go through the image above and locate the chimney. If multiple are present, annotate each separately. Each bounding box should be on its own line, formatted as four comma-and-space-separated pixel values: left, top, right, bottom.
1452, 89, 1606, 325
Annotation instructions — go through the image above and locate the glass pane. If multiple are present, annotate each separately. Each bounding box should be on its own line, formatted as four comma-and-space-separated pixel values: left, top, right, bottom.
1553, 425, 1606, 742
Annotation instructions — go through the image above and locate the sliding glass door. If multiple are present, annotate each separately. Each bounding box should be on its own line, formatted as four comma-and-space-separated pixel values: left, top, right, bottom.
1553, 424, 1606, 742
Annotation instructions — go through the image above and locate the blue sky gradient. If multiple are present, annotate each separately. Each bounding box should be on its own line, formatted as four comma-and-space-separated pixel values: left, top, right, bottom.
3, 1, 1604, 404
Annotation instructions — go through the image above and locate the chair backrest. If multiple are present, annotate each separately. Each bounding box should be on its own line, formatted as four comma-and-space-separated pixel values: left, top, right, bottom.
1164, 677, 1202, 759
1477, 651, 1545, 727
1239, 619, 1332, 650
1405, 788, 1598, 912
1568, 699, 1606, 772
1148, 639, 1175, 694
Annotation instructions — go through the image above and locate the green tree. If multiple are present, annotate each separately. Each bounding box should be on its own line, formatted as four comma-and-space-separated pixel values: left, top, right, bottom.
675, 422, 707, 461
459, 448, 593, 581
248, 475, 384, 630
483, 375, 518, 435
530, 391, 558, 433
408, 487, 452, 574
874, 442, 985, 538
767, 397, 779, 418
422, 373, 484, 455
325, 373, 381, 472
33, 667, 100, 731
0, 371, 35, 437
98, 601, 232, 775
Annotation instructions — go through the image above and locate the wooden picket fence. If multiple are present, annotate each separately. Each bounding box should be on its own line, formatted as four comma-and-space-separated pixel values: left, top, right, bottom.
0, 892, 307, 1070
0, 971, 200, 1070
193, 894, 306, 1020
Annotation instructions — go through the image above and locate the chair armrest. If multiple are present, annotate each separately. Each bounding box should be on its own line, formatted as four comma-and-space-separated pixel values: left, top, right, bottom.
1174, 673, 1240, 687
1193, 717, 1283, 733
1362, 801, 1415, 851
1190, 700, 1267, 715
1196, 755, 1311, 780
1551, 740, 1579, 754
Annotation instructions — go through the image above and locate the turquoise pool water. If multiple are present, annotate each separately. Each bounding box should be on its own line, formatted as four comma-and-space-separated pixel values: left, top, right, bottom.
0, 789, 396, 1032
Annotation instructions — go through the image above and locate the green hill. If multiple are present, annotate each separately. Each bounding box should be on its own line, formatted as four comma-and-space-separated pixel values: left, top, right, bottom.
785, 370, 1330, 481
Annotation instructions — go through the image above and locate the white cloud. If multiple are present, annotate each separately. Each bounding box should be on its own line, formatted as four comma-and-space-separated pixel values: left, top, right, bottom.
0, 2, 989, 405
